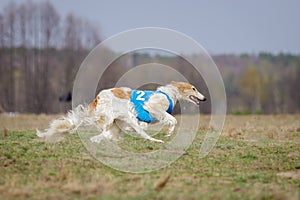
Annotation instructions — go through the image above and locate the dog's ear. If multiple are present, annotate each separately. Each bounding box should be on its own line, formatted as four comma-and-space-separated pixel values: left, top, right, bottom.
170, 81, 180, 86
170, 81, 179, 88
170, 81, 185, 93
170, 81, 186, 88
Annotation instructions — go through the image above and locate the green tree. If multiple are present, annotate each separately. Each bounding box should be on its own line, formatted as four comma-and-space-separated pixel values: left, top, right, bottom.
239, 66, 263, 113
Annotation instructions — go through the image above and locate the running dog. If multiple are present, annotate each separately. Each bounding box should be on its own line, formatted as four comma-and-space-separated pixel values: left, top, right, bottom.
37, 81, 206, 143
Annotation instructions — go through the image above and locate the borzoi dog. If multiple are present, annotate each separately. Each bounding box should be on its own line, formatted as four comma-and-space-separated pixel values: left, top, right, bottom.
37, 81, 206, 143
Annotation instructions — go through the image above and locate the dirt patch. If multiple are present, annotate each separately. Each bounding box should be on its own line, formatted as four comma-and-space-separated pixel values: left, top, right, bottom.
277, 170, 300, 179
0, 113, 60, 131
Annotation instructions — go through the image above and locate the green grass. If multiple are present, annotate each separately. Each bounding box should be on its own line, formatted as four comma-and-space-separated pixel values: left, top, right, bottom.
1, 126, 299, 200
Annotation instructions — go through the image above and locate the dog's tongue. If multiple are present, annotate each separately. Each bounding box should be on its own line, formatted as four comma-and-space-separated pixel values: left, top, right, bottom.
189, 95, 201, 105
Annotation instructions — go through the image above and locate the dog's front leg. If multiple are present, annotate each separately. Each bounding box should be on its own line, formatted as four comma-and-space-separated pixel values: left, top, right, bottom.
145, 106, 177, 137
125, 110, 164, 143
130, 122, 164, 143
158, 112, 177, 137
164, 113, 177, 137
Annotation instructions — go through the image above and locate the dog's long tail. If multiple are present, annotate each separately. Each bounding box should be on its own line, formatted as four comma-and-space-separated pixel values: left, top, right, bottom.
36, 104, 93, 140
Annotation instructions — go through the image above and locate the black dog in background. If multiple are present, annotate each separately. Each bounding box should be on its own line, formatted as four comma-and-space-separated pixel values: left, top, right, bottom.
59, 92, 72, 102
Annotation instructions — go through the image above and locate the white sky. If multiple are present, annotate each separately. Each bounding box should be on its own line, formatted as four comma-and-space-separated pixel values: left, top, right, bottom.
1, 0, 299, 54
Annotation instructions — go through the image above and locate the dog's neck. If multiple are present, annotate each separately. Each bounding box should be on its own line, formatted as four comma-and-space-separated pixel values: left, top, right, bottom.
157, 84, 180, 105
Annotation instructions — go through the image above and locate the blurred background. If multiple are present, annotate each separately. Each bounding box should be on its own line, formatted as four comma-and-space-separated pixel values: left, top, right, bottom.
0, 0, 299, 114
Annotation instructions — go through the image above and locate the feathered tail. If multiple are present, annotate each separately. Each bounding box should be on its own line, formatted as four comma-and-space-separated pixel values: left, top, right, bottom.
36, 104, 94, 140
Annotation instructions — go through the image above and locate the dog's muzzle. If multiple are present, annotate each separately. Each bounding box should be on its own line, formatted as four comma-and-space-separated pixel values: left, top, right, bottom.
189, 95, 206, 105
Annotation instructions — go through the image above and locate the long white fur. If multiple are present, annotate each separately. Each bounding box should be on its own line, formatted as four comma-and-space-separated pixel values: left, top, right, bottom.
36, 82, 206, 143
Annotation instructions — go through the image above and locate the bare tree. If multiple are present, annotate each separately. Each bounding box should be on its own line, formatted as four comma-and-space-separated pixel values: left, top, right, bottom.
17, 2, 29, 112
82, 20, 101, 49
0, 14, 6, 111
4, 2, 17, 111
60, 14, 101, 112
63, 13, 82, 109
62, 14, 85, 112
0, 14, 4, 47
36, 1, 60, 113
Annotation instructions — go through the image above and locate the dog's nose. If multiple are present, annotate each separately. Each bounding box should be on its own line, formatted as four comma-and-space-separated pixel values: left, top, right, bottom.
202, 97, 206, 101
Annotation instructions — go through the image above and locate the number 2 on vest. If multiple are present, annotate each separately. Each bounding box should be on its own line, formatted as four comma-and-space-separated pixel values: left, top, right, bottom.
136, 91, 145, 101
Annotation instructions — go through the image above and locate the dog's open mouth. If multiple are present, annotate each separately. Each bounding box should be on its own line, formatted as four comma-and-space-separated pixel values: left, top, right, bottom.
189, 95, 205, 105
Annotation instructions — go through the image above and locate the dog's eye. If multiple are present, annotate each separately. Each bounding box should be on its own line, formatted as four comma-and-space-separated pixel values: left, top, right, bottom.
192, 87, 196, 91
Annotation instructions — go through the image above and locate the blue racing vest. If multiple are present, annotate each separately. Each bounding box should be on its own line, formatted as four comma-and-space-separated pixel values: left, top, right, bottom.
130, 90, 174, 123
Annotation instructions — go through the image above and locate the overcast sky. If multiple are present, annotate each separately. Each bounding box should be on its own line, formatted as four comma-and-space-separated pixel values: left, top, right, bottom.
1, 0, 299, 54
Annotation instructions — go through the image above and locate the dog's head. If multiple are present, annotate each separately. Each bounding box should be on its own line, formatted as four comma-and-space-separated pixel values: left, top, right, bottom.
170, 81, 206, 105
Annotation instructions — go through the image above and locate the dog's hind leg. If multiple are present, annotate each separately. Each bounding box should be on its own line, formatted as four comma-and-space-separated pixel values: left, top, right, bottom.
90, 115, 122, 143
90, 122, 121, 143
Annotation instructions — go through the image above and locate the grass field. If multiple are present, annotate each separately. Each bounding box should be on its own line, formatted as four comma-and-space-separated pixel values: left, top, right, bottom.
0, 114, 299, 199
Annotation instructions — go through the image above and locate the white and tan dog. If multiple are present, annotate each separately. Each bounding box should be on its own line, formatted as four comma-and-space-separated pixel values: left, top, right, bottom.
37, 81, 206, 143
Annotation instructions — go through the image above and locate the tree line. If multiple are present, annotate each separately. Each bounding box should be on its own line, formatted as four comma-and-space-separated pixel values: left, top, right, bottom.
0, 1, 299, 114
216, 53, 300, 114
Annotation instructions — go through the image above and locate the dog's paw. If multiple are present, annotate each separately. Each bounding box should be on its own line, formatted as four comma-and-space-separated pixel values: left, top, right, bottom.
166, 125, 175, 136
165, 133, 172, 137
90, 135, 104, 143
165, 129, 175, 137
139, 122, 148, 130
150, 138, 164, 143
